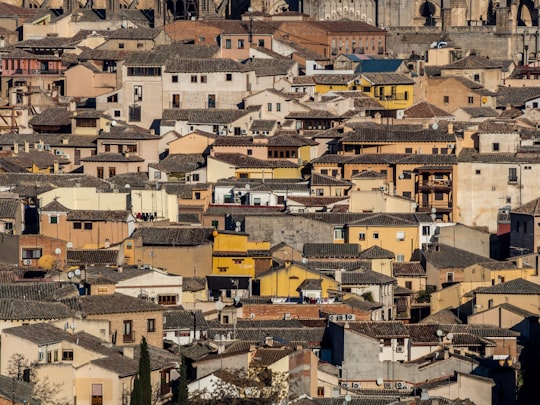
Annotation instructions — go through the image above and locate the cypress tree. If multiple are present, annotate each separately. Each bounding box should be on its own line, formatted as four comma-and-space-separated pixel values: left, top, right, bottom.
131, 337, 152, 405
177, 354, 189, 405
130, 375, 141, 405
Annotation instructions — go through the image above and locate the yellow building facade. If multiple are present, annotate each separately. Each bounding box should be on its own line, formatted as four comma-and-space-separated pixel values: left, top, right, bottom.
359, 73, 414, 110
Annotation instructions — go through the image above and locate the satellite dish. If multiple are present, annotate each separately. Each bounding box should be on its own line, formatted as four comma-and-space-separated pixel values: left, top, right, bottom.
67, 271, 74, 279
235, 221, 241, 227
234, 296, 241, 304
399, 174, 404, 179
436, 329, 443, 337
345, 395, 352, 403
376, 378, 384, 386
54, 248, 61, 255
446, 333, 454, 341
301, 257, 308, 265
74, 268, 81, 277
125, 184, 131, 189
66, 242, 73, 249
111, 120, 117, 126
215, 300, 224, 311
432, 123, 439, 130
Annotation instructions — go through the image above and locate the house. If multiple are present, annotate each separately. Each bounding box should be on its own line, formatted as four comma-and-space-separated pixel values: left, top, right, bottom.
309, 172, 351, 198
0, 234, 68, 268
244, 58, 299, 92
392, 262, 427, 293
439, 54, 505, 92
166, 130, 216, 155
123, 227, 214, 278
509, 197, 540, 256
417, 372, 495, 405
312, 74, 358, 95
426, 76, 497, 113
473, 278, 540, 316
452, 106, 500, 122
163, 309, 208, 345
256, 262, 338, 299
337, 270, 396, 321
358, 73, 415, 111
212, 230, 272, 278
148, 154, 206, 183
0, 322, 177, 405
244, 88, 310, 122
0, 198, 24, 235
96, 27, 171, 51
207, 153, 301, 183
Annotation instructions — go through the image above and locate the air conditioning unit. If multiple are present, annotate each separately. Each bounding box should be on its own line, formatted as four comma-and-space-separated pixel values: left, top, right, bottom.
395, 381, 408, 389
346, 314, 355, 321
44, 144, 51, 151
384, 382, 392, 389
22, 259, 32, 265
340, 382, 349, 388
336, 314, 345, 321
55, 150, 63, 155
219, 130, 227, 136
352, 382, 361, 389
328, 314, 337, 321
396, 345, 404, 353
63, 154, 70, 159
241, 129, 247, 134
36, 144, 43, 151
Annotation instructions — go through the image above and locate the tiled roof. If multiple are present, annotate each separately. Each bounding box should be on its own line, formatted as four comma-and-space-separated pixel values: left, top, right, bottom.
99, 126, 159, 140
296, 278, 322, 291
297, 212, 432, 225
131, 227, 214, 246
393, 262, 425, 277
243, 58, 296, 76
303, 243, 359, 258
166, 58, 249, 73
359, 245, 395, 259
76, 293, 164, 315
496, 86, 540, 107
286, 196, 348, 207
162, 109, 250, 124
292, 76, 315, 85
457, 107, 499, 118
250, 120, 277, 132
0, 298, 73, 320
442, 55, 503, 70
340, 127, 455, 143
361, 73, 415, 85
67, 249, 118, 266
476, 278, 540, 295
251, 347, 294, 366
422, 244, 495, 269
107, 27, 163, 40
404, 101, 454, 118
0, 282, 79, 301
341, 270, 396, 285
182, 277, 206, 292
67, 210, 129, 222
418, 308, 462, 325
0, 133, 96, 149
351, 170, 386, 179
457, 147, 530, 163
28, 107, 71, 126
164, 309, 208, 330
286, 110, 340, 119
350, 213, 419, 226
124, 51, 171, 67
0, 199, 19, 218
86, 275, 117, 285
0, 173, 109, 197
304, 260, 371, 272
80, 153, 145, 163
310, 172, 351, 186
268, 134, 318, 147
212, 153, 298, 168
348, 321, 408, 338
151, 153, 205, 174
311, 74, 357, 85
78, 49, 130, 61
154, 43, 219, 59
511, 197, 540, 215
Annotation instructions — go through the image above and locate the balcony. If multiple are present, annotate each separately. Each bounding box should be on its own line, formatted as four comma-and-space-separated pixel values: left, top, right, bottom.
418, 179, 452, 191
12, 69, 62, 76
376, 93, 409, 101
417, 202, 453, 212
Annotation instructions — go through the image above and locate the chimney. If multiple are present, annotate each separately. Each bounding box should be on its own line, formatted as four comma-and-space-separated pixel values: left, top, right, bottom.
24, 140, 29, 153
13, 142, 18, 154
123, 346, 135, 359
447, 122, 454, 134
53, 160, 59, 174
516, 257, 523, 268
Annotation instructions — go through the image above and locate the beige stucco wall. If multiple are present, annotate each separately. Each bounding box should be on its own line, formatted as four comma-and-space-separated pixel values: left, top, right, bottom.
168, 132, 215, 155
39, 187, 128, 211
475, 293, 540, 315
64, 65, 117, 98
349, 191, 415, 213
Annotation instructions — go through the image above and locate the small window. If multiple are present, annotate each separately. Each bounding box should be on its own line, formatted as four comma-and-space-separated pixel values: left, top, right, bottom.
154, 171, 161, 180
114, 110, 121, 118
247, 149, 252, 155
226, 73, 232, 81
212, 220, 219, 228
405, 281, 412, 289
359, 232, 366, 241
405, 147, 412, 153
403, 191, 412, 198
373, 232, 379, 239
435, 192, 444, 200
238, 39, 245, 48
62, 350, 73, 361
492, 143, 500, 151
172, 75, 178, 83
443, 96, 449, 103
201, 75, 207, 83
468, 96, 474, 104
422, 226, 430, 236
191, 75, 197, 83
194, 192, 201, 200
276, 103, 281, 112
267, 103, 272, 112
119, 43, 124, 49
446, 272, 454, 283
225, 39, 232, 49
192, 173, 200, 181
317, 387, 324, 397
396, 231, 405, 241
137, 42, 143, 49
254, 198, 261, 206
258, 39, 265, 47
473, 74, 480, 82
475, 169, 481, 175
147, 318, 156, 332
50, 216, 58, 224
396, 254, 405, 262
73, 222, 82, 229
84, 223, 93, 230
432, 148, 438, 154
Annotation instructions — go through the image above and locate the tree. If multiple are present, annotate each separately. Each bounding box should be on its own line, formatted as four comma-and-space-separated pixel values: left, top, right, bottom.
131, 337, 152, 405
176, 355, 189, 405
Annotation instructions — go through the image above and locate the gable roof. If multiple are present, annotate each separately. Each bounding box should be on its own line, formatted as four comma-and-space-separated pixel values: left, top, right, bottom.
341, 270, 396, 285
476, 278, 540, 295
511, 197, 540, 216
404, 101, 454, 119
164, 309, 208, 330
442, 55, 503, 70
131, 227, 214, 246
0, 282, 79, 301
422, 244, 495, 269
165, 58, 249, 73
361, 73, 414, 85
303, 243, 359, 258
392, 262, 425, 277
162, 109, 250, 124
0, 298, 73, 320
75, 293, 164, 315
359, 245, 395, 259
0, 199, 20, 218
67, 249, 118, 266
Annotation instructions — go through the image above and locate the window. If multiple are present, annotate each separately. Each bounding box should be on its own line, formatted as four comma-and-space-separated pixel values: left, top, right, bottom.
201, 75, 207, 83
127, 67, 161, 76
473, 73, 480, 82
84, 223, 93, 230
405, 147, 412, 153
192, 173, 200, 181
267, 103, 272, 111
123, 320, 133, 342
50, 216, 58, 224
133, 85, 143, 101
114, 110, 121, 117
509, 167, 518, 182
488, 299, 494, 308
128, 105, 141, 122
317, 387, 324, 397
422, 226, 430, 236
225, 39, 232, 49
172, 75, 178, 83
199, 36, 205, 42
435, 192, 444, 201
405, 281, 412, 289
334, 227, 345, 240
396, 231, 405, 241
158, 295, 177, 305
54, 350, 58, 362
119, 43, 124, 49
137, 42, 143, 48
468, 96, 474, 104
359, 232, 366, 241
226, 73, 232, 81
239, 173, 249, 179
107, 94, 118, 103
147, 318, 156, 332
62, 350, 73, 361
194, 192, 201, 200
316, 188, 324, 196
475, 169, 481, 175
397, 254, 405, 262
446, 272, 454, 283
22, 248, 41, 259
108, 167, 116, 178
254, 198, 261, 206
373, 232, 379, 239
432, 148, 438, 154
247, 149, 252, 155
73, 222, 82, 229
493, 143, 500, 151
276, 103, 281, 112
403, 191, 412, 198
258, 39, 265, 47
212, 220, 219, 228
191, 75, 198, 83
402, 171, 412, 179
238, 39, 244, 48
443, 96, 449, 103
92, 384, 103, 405
154, 171, 161, 180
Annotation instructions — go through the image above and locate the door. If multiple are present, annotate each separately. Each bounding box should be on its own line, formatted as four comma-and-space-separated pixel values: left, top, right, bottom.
208, 94, 216, 108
